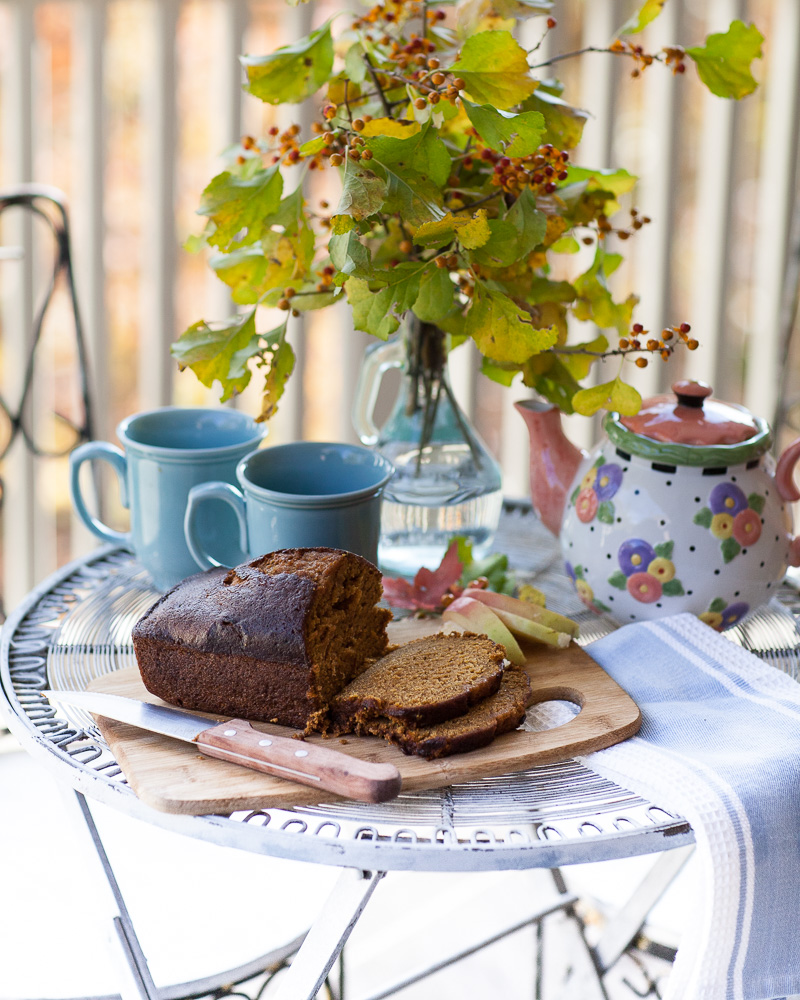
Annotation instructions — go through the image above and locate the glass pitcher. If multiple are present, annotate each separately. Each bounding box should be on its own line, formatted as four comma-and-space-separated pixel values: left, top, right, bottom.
352, 321, 503, 577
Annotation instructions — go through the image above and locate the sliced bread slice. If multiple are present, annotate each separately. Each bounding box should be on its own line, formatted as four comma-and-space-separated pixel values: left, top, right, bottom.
365, 667, 534, 759
330, 631, 505, 729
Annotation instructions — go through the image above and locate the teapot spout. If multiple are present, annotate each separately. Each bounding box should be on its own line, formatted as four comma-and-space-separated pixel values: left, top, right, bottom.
515, 399, 585, 536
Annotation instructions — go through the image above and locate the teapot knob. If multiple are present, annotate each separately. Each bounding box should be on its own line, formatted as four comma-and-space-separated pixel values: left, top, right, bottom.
672, 380, 713, 409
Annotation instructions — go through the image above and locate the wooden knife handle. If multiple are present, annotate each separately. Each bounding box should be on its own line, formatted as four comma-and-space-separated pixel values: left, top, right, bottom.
194, 719, 402, 803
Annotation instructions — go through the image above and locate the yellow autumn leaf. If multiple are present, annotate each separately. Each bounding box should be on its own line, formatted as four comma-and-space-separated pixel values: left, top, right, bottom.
359, 118, 421, 139
412, 210, 491, 249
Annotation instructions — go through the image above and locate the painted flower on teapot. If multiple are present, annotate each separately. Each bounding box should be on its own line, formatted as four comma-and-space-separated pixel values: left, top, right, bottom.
517, 381, 800, 630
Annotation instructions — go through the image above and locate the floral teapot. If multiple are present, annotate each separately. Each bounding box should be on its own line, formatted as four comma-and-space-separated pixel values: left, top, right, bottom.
516, 381, 800, 631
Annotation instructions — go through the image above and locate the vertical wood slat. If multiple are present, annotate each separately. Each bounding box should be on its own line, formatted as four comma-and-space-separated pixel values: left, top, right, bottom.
627, 0, 681, 402
140, 0, 180, 410
69, 0, 108, 564
744, 0, 800, 428
206, 0, 248, 329
1, 0, 38, 613
264, 0, 313, 446
560, 0, 622, 458
685, 0, 744, 391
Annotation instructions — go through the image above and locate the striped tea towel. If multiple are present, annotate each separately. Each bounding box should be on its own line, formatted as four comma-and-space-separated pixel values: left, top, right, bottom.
585, 613, 800, 1000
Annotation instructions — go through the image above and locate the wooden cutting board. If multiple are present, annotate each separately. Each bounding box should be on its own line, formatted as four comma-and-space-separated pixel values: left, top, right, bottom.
88, 617, 641, 814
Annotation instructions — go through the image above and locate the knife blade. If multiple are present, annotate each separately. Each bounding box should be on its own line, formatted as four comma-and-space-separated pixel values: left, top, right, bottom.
44, 689, 402, 804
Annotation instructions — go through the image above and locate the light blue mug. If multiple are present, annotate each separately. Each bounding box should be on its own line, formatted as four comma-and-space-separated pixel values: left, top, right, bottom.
184, 440, 394, 568
70, 407, 265, 591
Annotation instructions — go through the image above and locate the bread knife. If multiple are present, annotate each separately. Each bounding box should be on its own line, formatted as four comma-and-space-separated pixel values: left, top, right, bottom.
43, 689, 402, 803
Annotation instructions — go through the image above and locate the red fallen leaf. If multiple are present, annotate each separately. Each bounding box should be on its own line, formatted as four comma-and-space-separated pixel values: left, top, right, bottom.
381, 540, 464, 610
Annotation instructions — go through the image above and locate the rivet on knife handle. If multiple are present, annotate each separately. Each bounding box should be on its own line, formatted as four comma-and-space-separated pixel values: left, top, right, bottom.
194, 719, 402, 804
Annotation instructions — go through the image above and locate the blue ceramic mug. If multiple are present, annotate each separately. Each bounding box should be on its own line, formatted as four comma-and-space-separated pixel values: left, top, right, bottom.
70, 407, 265, 591
184, 440, 394, 568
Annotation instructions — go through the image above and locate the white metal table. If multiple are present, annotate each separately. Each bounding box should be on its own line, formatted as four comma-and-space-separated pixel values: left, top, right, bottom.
3, 506, 799, 999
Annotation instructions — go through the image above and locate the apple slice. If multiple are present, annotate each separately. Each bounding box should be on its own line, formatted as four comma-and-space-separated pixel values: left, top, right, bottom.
442, 596, 526, 665
492, 608, 571, 648
462, 588, 580, 639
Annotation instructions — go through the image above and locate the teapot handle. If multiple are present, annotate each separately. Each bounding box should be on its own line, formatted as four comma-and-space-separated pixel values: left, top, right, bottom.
351, 335, 405, 446
775, 437, 800, 566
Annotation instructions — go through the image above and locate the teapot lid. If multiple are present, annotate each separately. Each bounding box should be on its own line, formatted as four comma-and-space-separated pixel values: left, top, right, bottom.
606, 381, 772, 467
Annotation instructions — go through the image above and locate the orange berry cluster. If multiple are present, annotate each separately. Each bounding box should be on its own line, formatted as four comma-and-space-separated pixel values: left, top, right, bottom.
596, 207, 651, 242
260, 124, 302, 166
307, 117, 378, 169
609, 38, 656, 78
620, 322, 697, 368
480, 142, 569, 196
662, 46, 687, 75
351, 0, 418, 30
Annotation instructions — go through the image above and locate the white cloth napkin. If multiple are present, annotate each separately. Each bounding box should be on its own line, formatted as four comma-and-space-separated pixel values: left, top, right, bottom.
584, 613, 800, 1000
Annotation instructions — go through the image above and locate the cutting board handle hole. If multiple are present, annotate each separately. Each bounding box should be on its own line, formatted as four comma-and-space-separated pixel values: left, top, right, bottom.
523, 699, 580, 733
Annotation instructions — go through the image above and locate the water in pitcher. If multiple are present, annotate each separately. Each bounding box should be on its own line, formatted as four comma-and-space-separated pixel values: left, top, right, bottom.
377, 439, 503, 576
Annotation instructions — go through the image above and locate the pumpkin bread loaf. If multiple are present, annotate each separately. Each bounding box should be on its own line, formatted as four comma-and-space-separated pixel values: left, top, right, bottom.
330, 632, 506, 731
132, 548, 391, 731
365, 666, 534, 759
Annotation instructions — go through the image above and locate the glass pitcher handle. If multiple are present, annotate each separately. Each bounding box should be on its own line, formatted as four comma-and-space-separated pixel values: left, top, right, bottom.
351, 335, 406, 446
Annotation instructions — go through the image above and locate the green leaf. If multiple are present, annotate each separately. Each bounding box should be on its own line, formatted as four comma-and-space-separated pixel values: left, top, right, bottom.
242, 22, 334, 104
505, 188, 547, 257
662, 579, 685, 596
362, 125, 450, 226
686, 21, 764, 100
747, 493, 765, 514
198, 165, 283, 251
520, 90, 589, 149
619, 0, 667, 35
572, 377, 642, 417
209, 247, 266, 305
573, 247, 637, 336
574, 565, 585, 580
709, 597, 728, 613
413, 210, 491, 249
462, 100, 546, 158
450, 31, 537, 109
330, 214, 357, 235
344, 42, 369, 84
550, 235, 580, 253
289, 289, 340, 312
412, 266, 455, 323
329, 230, 372, 278
721, 537, 741, 563
466, 284, 558, 364
597, 501, 615, 524
468, 220, 521, 267
558, 335, 608, 380
608, 570, 627, 590
259, 336, 295, 422
346, 264, 425, 340
694, 507, 713, 528
172, 312, 259, 401
481, 358, 519, 387
366, 123, 451, 188
492, 0, 553, 18
565, 165, 637, 197
654, 540, 674, 559
337, 163, 387, 220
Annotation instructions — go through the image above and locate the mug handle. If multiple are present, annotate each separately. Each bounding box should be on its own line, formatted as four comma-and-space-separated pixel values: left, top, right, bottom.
69, 441, 132, 548
185, 481, 249, 570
